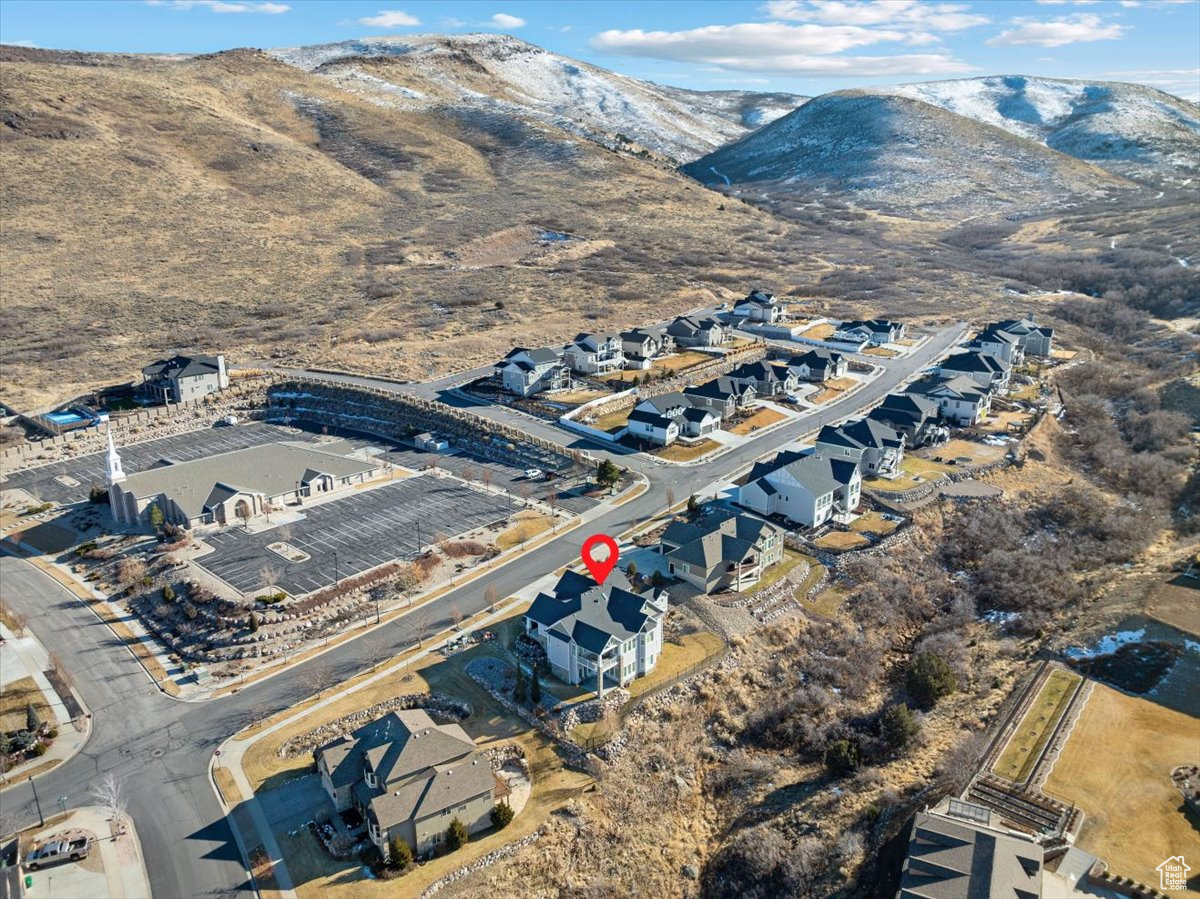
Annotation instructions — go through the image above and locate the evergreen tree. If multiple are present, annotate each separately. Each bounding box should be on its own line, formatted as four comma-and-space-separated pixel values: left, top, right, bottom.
687, 494, 699, 515
825, 738, 860, 774
148, 503, 165, 533
625, 561, 638, 581
881, 703, 921, 751
248, 613, 259, 633
445, 817, 468, 851
530, 665, 541, 705
491, 803, 515, 829
514, 664, 527, 704
388, 837, 413, 869
907, 652, 958, 708
25, 701, 41, 733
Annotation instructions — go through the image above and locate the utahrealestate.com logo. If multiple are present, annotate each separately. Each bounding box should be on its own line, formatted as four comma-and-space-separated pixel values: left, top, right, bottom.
1157, 856, 1189, 891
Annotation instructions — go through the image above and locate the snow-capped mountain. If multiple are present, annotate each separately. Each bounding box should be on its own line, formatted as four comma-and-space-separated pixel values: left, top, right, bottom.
879, 75, 1200, 181
681, 90, 1131, 217
267, 34, 806, 162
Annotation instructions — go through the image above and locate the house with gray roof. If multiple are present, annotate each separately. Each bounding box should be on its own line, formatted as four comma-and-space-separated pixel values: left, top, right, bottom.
494, 347, 571, 396
968, 327, 1024, 365
683, 376, 756, 417
524, 570, 667, 696
787, 348, 847, 383
141, 354, 229, 404
738, 449, 862, 528
868, 394, 947, 447
726, 360, 798, 397
659, 508, 784, 593
935, 351, 1011, 393
898, 799, 1043, 899
563, 333, 625, 374
732, 289, 788, 323
833, 319, 905, 345
666, 315, 725, 348
107, 439, 381, 530
620, 328, 670, 369
816, 418, 905, 476
627, 392, 720, 447
907, 375, 993, 426
985, 315, 1054, 357
316, 709, 501, 860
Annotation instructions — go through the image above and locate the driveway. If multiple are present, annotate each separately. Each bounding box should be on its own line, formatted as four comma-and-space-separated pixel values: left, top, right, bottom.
256, 773, 334, 835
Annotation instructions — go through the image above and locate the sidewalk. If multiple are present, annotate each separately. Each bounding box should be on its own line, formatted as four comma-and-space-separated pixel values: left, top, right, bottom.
24, 806, 150, 899
0, 622, 91, 788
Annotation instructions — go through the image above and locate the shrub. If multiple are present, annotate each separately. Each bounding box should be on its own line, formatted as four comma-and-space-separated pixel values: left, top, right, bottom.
880, 704, 920, 752
162, 583, 176, 603
26, 702, 42, 732
249, 613, 259, 633
88, 485, 109, 504
491, 803, 514, 829
825, 738, 861, 775
445, 818, 468, 851
530, 666, 541, 705
30, 742, 47, 757
388, 837, 413, 870
908, 652, 957, 708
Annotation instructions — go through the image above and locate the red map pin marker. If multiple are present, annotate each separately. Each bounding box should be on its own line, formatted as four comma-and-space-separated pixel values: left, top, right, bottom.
581, 534, 619, 585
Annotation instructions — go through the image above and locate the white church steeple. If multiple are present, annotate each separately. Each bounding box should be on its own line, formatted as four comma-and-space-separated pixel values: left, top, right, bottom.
106, 431, 126, 485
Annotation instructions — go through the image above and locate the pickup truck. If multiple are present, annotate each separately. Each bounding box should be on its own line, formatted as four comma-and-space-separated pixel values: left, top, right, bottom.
25, 835, 92, 869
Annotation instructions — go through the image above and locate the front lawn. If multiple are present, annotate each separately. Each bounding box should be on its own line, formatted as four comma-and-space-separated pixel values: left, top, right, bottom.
496, 512, 554, 550
813, 531, 870, 551
849, 511, 899, 536
743, 549, 809, 598
653, 439, 720, 462
728, 407, 787, 435
589, 407, 631, 433
799, 323, 835, 340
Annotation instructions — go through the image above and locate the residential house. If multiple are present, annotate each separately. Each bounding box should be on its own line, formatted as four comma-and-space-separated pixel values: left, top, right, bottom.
684, 376, 756, 418
732, 289, 788, 323
935, 351, 1011, 393
969, 327, 1024, 366
141, 354, 229, 404
494, 347, 571, 397
787, 349, 848, 382
667, 315, 725, 348
315, 709, 500, 860
907, 376, 992, 426
898, 798, 1043, 899
815, 418, 905, 476
627, 392, 720, 446
563, 333, 625, 374
833, 319, 905, 345
107, 439, 382, 529
867, 394, 945, 447
738, 449, 862, 528
986, 314, 1054, 357
659, 508, 785, 593
524, 570, 667, 696
726, 360, 799, 397
620, 328, 667, 369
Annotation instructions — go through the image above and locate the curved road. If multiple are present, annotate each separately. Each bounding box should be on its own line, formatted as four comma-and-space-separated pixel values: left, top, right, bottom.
0, 324, 962, 898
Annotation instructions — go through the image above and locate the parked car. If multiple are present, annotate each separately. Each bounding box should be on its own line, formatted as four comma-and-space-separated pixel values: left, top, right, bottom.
25, 836, 92, 870
523, 468, 544, 481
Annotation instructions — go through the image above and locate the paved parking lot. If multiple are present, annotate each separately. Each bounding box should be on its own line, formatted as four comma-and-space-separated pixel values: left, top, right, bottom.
196, 476, 520, 596
0, 423, 315, 505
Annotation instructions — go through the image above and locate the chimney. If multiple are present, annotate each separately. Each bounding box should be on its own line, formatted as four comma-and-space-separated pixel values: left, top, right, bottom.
216, 353, 229, 389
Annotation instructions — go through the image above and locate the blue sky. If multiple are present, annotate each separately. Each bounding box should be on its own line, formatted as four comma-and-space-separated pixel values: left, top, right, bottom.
2, 0, 1198, 99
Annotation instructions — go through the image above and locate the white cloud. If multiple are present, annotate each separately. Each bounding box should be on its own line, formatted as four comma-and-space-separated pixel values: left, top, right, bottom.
546, 25, 574, 33
987, 13, 1126, 47
145, 0, 289, 12
357, 9, 421, 27
1035, 1, 1099, 5
9, 39, 38, 47
491, 13, 526, 28
591, 23, 972, 76
764, 0, 989, 31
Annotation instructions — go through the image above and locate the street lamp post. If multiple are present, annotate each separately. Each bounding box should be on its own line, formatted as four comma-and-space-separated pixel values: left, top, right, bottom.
332, 550, 339, 588
29, 777, 44, 826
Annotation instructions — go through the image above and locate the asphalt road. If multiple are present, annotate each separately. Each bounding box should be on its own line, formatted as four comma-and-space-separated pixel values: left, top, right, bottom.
0, 323, 962, 899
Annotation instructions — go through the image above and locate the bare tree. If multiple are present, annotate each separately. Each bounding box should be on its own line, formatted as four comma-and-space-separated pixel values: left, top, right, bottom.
517, 483, 531, 507
115, 557, 146, 587
247, 701, 275, 729
309, 662, 340, 699
407, 603, 433, 647
460, 464, 476, 484
484, 585, 500, 613
449, 604, 464, 631
665, 488, 676, 512
363, 635, 394, 672
91, 772, 127, 823
545, 492, 559, 531
258, 564, 280, 594
262, 499, 274, 523
481, 469, 493, 494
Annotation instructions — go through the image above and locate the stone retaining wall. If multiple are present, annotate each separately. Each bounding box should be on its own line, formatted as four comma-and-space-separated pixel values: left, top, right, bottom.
278, 692, 472, 758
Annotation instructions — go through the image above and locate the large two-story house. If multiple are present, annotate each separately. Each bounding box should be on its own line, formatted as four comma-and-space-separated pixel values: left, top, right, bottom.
626, 392, 720, 447
563, 333, 625, 374
867, 393, 945, 447
683, 376, 757, 417
968, 328, 1024, 366
316, 709, 501, 860
935, 351, 1011, 393
659, 508, 785, 593
726, 361, 799, 398
141, 354, 229, 404
815, 418, 905, 476
738, 449, 862, 528
907, 376, 992, 426
833, 319, 905, 345
620, 328, 669, 369
524, 570, 667, 697
732, 289, 788, 323
494, 347, 571, 397
786, 349, 847, 382
985, 314, 1054, 357
667, 315, 725, 348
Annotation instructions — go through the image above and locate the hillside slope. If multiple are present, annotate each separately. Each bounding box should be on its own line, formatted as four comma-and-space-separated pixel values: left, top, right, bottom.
682, 90, 1132, 217
881, 75, 1200, 182
267, 34, 806, 162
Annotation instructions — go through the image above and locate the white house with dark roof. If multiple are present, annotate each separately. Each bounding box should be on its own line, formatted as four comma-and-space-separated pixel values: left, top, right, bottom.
833, 319, 905, 345
494, 347, 571, 397
563, 333, 625, 374
659, 508, 785, 593
524, 570, 667, 696
816, 418, 905, 476
787, 348, 848, 382
935, 351, 1011, 393
985, 315, 1054, 357
732, 289, 788, 323
666, 315, 725, 348
627, 392, 720, 447
868, 394, 946, 447
619, 328, 669, 369
907, 376, 993, 426
141, 354, 229, 404
315, 709, 501, 860
738, 449, 862, 528
107, 439, 381, 529
969, 328, 1024, 365
726, 360, 799, 397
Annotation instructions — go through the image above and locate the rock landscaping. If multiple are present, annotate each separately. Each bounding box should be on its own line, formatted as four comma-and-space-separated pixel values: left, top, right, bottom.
279, 693, 472, 759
